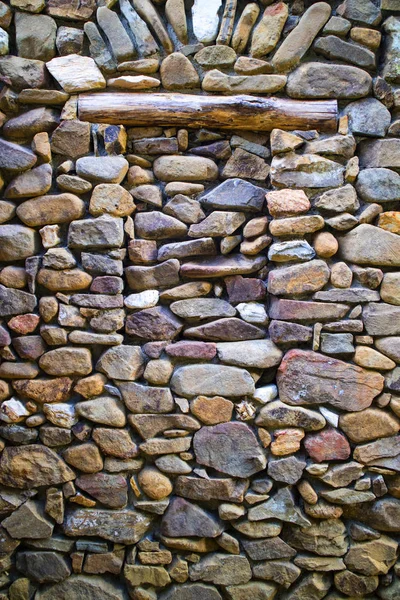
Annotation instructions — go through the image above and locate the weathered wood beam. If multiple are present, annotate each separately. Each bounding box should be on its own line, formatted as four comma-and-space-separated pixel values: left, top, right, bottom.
78, 93, 338, 132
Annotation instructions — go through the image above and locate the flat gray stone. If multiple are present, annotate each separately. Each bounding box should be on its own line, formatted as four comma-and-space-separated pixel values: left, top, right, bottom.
356, 168, 400, 202
194, 421, 266, 478
171, 364, 255, 398
344, 98, 391, 137
287, 62, 372, 99
339, 224, 400, 266
201, 178, 266, 212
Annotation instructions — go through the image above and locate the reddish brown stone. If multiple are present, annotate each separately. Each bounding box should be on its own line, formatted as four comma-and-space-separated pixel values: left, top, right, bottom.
165, 341, 217, 360
225, 275, 266, 304
7, 314, 39, 335
126, 306, 183, 342
184, 318, 265, 342
75, 473, 128, 509
304, 428, 351, 463
90, 276, 123, 295
277, 349, 384, 411
12, 377, 73, 404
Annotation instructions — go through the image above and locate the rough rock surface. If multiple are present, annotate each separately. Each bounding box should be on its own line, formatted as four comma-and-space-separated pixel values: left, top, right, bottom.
0, 1, 398, 597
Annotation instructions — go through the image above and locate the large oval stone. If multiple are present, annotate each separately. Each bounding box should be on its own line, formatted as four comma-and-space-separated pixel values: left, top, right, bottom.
17, 193, 85, 227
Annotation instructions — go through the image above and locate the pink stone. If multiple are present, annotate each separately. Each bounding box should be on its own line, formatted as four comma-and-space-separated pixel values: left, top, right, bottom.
304, 428, 351, 463
165, 341, 217, 360
7, 314, 40, 335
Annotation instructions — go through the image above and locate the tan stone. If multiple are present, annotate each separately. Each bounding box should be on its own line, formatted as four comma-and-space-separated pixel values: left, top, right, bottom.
138, 467, 173, 500
378, 211, 400, 234
39, 347, 92, 376
381, 272, 400, 305
250, 2, 288, 58
74, 373, 107, 398
313, 231, 338, 258
269, 215, 324, 237
190, 395, 234, 425
17, 193, 85, 227
37, 268, 92, 292
354, 346, 396, 370
339, 408, 400, 443
160, 53, 200, 90
271, 428, 305, 456
63, 442, 103, 473
89, 184, 135, 217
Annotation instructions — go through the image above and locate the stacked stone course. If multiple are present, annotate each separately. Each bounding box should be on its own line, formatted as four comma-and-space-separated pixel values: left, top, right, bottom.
0, 0, 400, 598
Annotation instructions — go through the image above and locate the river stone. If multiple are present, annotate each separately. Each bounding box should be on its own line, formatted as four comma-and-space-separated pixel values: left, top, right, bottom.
376, 336, 400, 362
363, 303, 400, 335
126, 306, 183, 341
181, 254, 266, 278
190, 554, 252, 586
3, 107, 59, 142
171, 364, 255, 398
76, 396, 126, 428
154, 156, 218, 182
287, 62, 372, 99
277, 349, 384, 411
268, 260, 330, 296
117, 381, 174, 414
64, 508, 152, 544
5, 164, 52, 199
248, 487, 311, 527
39, 347, 92, 376
192, 0, 222, 43
130, 414, 200, 439
68, 215, 124, 249
158, 238, 216, 261
161, 583, 222, 600
184, 318, 264, 341
339, 224, 400, 266
171, 298, 236, 320
344, 98, 391, 137
256, 400, 325, 431
76, 156, 128, 184
126, 260, 180, 292
189, 212, 245, 238
359, 138, 400, 169
0, 444, 75, 488
216, 340, 282, 369
2, 500, 54, 539
161, 52, 200, 90
271, 153, 344, 188
0, 225, 39, 262
0, 55, 47, 91
314, 35, 376, 70
201, 179, 265, 212
161, 497, 223, 538
0, 285, 37, 317
0, 138, 37, 172
193, 422, 266, 478
46, 54, 106, 93
202, 70, 286, 94
96, 345, 145, 381
268, 240, 315, 263
35, 575, 125, 600
17, 194, 85, 227
135, 212, 187, 240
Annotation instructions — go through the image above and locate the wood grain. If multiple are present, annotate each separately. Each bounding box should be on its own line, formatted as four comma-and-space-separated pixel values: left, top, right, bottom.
78, 93, 338, 132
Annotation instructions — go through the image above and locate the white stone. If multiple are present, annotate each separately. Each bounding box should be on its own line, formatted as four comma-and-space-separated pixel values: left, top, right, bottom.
43, 403, 77, 428
0, 27, 9, 56
319, 406, 339, 428
0, 398, 30, 423
124, 290, 159, 309
46, 54, 106, 93
236, 302, 269, 325
253, 384, 278, 404
192, 0, 222, 43
39, 225, 61, 249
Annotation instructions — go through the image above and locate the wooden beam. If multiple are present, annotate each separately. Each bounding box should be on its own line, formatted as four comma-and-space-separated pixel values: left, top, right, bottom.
78, 93, 338, 132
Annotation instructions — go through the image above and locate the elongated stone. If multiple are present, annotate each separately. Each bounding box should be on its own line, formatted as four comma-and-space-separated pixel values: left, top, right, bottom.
272, 2, 331, 72
277, 349, 384, 411
17, 194, 85, 227
175, 476, 247, 502
256, 400, 326, 431
171, 364, 255, 398
216, 340, 282, 369
192, 0, 222, 43
181, 255, 266, 278
64, 509, 152, 544
268, 260, 330, 296
287, 62, 372, 99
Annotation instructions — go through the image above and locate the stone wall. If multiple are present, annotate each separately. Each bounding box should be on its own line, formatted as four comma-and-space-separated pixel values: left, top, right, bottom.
0, 0, 399, 598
